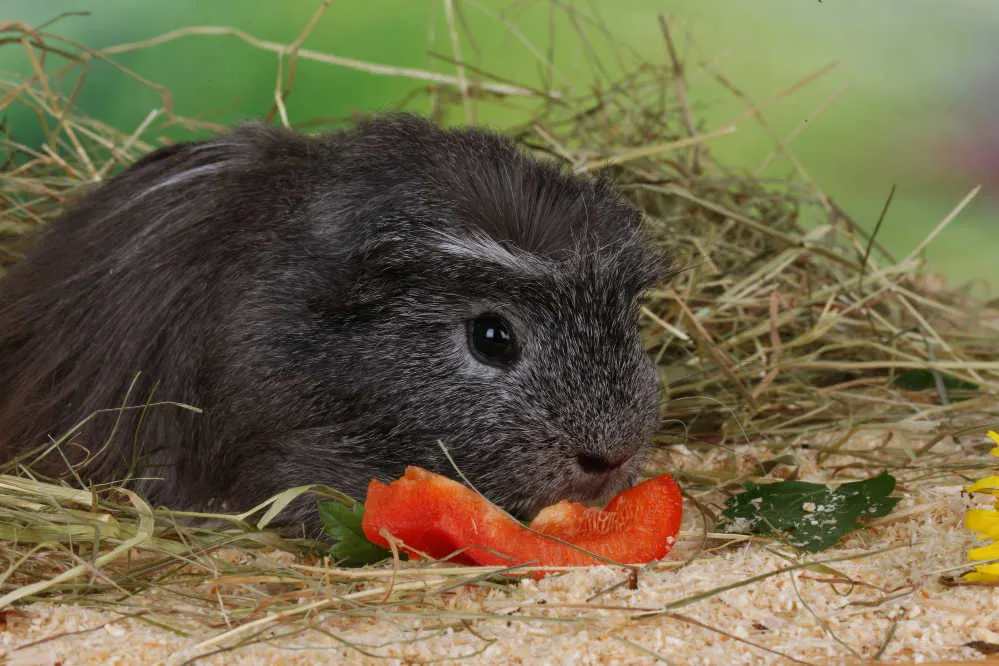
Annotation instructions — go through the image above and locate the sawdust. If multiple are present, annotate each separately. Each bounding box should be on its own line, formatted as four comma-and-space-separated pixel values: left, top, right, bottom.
3, 436, 997, 666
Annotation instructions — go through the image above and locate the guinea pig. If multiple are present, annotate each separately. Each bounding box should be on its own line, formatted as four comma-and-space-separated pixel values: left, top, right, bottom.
0, 113, 666, 534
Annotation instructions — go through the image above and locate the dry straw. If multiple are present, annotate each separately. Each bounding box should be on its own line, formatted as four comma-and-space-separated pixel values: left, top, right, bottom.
1, 3, 998, 664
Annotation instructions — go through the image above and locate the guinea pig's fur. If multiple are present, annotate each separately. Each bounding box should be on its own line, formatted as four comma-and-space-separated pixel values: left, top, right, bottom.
0, 113, 665, 533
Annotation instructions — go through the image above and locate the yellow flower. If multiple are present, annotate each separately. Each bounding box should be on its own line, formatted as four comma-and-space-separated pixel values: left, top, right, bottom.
966, 564, 999, 582
966, 508, 999, 540
963, 431, 999, 583
967, 476, 999, 497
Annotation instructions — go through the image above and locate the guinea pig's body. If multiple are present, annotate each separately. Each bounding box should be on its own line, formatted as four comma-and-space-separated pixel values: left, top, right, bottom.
0, 114, 664, 532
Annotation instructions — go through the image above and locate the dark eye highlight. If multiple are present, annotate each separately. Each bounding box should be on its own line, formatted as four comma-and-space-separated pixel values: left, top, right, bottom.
467, 313, 519, 368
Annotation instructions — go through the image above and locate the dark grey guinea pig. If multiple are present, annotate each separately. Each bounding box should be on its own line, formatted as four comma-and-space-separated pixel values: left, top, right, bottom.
0, 113, 665, 533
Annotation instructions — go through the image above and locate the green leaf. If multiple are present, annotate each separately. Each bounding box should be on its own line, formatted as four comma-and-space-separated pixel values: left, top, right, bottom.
718, 472, 900, 553
317, 500, 392, 566
892, 369, 978, 393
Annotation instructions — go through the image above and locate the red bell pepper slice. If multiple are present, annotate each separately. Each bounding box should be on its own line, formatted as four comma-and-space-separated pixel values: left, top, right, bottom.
361, 466, 683, 572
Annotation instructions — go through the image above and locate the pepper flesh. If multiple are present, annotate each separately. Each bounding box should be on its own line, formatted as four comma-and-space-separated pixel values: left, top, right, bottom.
361, 466, 683, 571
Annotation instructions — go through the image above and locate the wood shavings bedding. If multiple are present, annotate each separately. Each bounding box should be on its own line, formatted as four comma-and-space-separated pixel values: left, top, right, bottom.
2, 438, 998, 666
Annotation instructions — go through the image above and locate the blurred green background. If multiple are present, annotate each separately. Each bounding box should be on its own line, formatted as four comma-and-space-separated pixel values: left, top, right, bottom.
4, 0, 997, 291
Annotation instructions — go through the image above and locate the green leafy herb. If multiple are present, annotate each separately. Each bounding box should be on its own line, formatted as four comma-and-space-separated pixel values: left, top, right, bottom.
719, 472, 900, 552
892, 369, 978, 393
317, 500, 392, 565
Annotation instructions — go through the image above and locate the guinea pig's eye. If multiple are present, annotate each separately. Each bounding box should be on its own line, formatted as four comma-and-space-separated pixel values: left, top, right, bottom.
467, 313, 519, 367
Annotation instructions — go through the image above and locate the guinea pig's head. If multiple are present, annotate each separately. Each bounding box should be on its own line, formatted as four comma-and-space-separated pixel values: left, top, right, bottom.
239, 115, 666, 520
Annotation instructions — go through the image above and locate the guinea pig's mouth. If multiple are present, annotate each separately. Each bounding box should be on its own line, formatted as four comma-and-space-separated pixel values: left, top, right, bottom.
520, 450, 648, 519
573, 447, 647, 492
571, 465, 637, 508
496, 448, 650, 521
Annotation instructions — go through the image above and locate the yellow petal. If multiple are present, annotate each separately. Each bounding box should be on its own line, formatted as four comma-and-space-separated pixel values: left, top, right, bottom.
968, 540, 999, 561
967, 476, 999, 496
966, 509, 999, 539
964, 562, 999, 583
988, 430, 999, 446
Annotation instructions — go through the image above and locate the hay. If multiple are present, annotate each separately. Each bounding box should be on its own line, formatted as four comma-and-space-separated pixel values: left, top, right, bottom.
1, 4, 999, 664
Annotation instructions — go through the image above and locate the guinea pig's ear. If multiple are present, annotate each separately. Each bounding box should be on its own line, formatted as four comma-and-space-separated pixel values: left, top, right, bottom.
341, 226, 429, 301
302, 214, 417, 317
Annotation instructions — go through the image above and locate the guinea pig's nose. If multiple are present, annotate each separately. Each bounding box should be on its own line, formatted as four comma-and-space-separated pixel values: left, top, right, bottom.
575, 451, 631, 475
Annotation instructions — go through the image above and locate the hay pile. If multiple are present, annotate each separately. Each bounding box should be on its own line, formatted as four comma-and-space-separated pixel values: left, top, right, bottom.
2, 6, 999, 665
